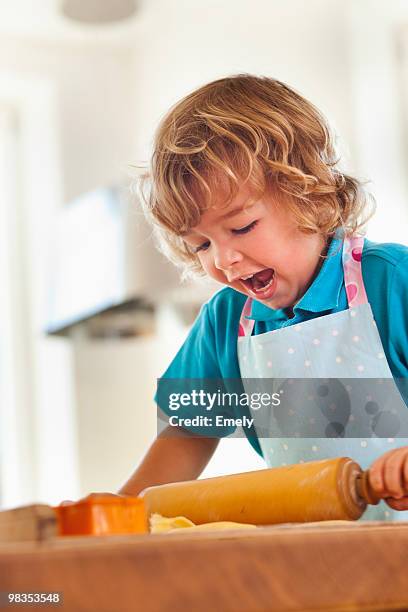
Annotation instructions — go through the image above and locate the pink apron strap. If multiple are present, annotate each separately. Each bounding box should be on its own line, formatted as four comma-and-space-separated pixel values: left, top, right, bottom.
342, 235, 368, 308
238, 297, 255, 337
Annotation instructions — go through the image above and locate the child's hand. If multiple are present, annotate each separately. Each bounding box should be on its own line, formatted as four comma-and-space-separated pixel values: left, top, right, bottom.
369, 447, 408, 510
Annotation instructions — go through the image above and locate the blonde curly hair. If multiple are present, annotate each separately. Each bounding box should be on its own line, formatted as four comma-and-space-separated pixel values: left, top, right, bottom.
140, 74, 374, 276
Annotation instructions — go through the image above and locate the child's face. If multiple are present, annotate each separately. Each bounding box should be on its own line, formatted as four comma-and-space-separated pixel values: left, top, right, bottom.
184, 185, 326, 310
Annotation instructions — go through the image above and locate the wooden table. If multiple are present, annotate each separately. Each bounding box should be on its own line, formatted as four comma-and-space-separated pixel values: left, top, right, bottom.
1, 522, 408, 611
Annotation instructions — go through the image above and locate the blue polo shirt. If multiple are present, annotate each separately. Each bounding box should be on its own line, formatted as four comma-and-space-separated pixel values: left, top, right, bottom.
158, 237, 408, 455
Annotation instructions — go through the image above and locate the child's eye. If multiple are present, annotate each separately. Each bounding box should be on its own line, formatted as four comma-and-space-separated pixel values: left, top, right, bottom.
232, 220, 258, 235
194, 241, 211, 253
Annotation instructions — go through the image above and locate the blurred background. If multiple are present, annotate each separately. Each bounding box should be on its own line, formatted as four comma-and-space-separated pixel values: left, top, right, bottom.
1, 0, 408, 508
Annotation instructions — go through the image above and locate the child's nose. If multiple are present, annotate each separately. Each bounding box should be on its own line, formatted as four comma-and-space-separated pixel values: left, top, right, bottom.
214, 244, 242, 271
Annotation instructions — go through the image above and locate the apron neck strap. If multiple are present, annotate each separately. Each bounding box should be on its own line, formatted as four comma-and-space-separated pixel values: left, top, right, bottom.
342, 235, 368, 308
238, 298, 255, 337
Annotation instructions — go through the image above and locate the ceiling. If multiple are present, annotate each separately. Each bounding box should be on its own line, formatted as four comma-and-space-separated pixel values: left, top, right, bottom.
0, 0, 147, 43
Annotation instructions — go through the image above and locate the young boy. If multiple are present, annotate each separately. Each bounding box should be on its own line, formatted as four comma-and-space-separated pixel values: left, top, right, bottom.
119, 75, 408, 519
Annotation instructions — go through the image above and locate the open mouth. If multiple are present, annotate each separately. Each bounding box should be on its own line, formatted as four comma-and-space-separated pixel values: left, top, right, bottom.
240, 268, 276, 298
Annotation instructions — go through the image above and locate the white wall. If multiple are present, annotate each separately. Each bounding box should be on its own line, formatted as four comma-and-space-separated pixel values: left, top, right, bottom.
0, 36, 138, 201
346, 0, 408, 242
73, 336, 158, 494
134, 0, 355, 160
0, 37, 140, 504
0, 74, 80, 506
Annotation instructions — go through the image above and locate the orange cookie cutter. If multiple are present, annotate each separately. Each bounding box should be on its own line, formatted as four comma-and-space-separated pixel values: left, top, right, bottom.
55, 494, 148, 536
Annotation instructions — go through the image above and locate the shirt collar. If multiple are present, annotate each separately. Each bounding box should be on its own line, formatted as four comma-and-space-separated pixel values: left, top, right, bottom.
249, 235, 344, 322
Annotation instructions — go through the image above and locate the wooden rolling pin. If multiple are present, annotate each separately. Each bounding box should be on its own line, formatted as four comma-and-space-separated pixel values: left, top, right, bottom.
140, 457, 381, 524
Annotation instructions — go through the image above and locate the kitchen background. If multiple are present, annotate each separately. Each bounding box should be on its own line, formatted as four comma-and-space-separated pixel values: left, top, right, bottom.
1, 0, 408, 509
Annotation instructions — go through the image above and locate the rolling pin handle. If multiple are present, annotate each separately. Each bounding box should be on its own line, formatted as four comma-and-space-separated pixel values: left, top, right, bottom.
355, 471, 381, 506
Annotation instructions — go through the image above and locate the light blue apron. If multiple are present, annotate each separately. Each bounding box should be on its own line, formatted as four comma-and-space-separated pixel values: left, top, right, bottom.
237, 236, 408, 521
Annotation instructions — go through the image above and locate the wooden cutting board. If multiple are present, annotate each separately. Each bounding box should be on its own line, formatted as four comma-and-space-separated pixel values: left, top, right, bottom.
0, 522, 408, 611
0, 504, 57, 542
